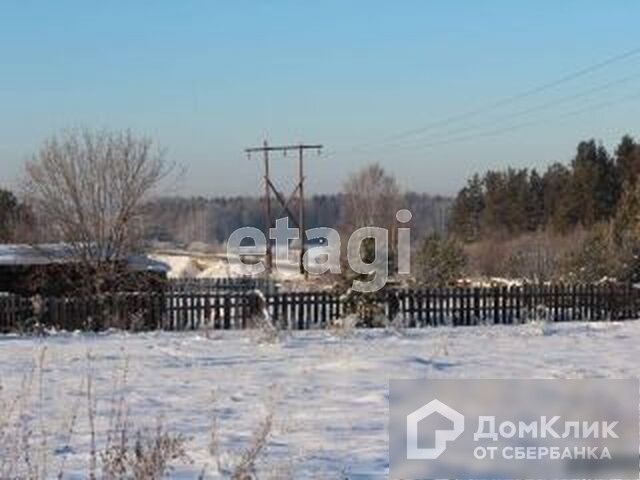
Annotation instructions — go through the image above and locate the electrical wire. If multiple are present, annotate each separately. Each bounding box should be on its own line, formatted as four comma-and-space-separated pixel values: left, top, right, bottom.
325, 46, 640, 157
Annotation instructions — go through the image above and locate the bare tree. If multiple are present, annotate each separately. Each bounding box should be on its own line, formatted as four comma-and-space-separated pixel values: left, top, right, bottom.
23, 128, 173, 293
340, 163, 402, 233
337, 164, 403, 293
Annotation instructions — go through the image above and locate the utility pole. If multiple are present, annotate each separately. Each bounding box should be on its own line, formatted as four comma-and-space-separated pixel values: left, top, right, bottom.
245, 141, 323, 277
298, 145, 305, 276
262, 140, 273, 271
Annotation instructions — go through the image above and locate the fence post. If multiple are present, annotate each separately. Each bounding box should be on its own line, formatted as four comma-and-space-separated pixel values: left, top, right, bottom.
223, 295, 231, 329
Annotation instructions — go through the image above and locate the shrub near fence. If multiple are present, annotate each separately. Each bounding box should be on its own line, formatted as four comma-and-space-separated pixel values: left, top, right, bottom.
0, 283, 638, 333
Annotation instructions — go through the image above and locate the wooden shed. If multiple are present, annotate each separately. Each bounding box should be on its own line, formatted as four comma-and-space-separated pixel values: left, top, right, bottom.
0, 244, 169, 296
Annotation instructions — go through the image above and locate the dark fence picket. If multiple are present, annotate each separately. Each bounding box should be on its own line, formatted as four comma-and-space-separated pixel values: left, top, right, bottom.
223, 294, 231, 329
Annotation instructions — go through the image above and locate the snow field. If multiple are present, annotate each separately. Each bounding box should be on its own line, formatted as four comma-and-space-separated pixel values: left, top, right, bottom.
0, 320, 638, 478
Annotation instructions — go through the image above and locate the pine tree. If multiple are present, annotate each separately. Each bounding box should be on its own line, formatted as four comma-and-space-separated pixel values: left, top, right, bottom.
609, 181, 640, 281
0, 188, 31, 242
415, 233, 467, 286
543, 163, 575, 232
448, 174, 484, 242
615, 135, 640, 185
569, 140, 621, 227
527, 169, 545, 231
564, 224, 614, 283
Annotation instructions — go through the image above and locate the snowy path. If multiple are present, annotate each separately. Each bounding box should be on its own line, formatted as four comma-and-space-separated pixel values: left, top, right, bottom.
0, 321, 638, 478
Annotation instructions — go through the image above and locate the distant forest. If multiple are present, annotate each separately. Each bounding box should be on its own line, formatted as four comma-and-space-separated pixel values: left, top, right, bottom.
145, 193, 452, 246
449, 135, 640, 241
437, 134, 640, 284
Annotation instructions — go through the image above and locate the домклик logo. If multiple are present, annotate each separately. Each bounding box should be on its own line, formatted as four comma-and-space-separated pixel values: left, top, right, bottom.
406, 399, 464, 459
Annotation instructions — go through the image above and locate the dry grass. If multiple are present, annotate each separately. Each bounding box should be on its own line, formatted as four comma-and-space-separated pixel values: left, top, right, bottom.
0, 347, 48, 479
0, 348, 281, 479
203, 390, 283, 480
100, 422, 189, 479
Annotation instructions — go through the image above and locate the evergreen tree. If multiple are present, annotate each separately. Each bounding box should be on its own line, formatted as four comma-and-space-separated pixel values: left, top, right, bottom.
611, 180, 640, 243
564, 224, 614, 283
615, 135, 640, 185
569, 140, 620, 227
0, 188, 29, 242
448, 174, 484, 242
527, 169, 545, 231
415, 233, 467, 286
609, 181, 640, 282
481, 168, 530, 234
542, 163, 574, 232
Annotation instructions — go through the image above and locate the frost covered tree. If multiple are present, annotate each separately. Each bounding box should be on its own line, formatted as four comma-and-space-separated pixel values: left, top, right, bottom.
24, 129, 173, 293
340, 163, 402, 233
340, 163, 402, 269
563, 224, 615, 283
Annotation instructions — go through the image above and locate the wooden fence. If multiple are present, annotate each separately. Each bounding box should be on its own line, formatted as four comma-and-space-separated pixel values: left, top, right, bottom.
0, 284, 638, 332
167, 277, 278, 294
385, 284, 639, 327
0, 293, 34, 332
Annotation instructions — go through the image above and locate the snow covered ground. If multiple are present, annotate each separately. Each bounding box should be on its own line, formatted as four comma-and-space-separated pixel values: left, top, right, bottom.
0, 320, 638, 478
151, 250, 323, 281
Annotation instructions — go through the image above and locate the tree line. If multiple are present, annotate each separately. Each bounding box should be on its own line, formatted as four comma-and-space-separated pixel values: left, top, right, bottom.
144, 192, 451, 247
6, 127, 640, 288
438, 134, 640, 284
449, 135, 640, 241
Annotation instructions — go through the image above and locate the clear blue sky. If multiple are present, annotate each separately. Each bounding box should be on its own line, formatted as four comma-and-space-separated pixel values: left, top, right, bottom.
1, 1, 640, 196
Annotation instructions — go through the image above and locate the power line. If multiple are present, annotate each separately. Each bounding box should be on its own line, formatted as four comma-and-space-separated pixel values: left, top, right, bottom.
328, 46, 640, 156
354, 71, 640, 152
376, 90, 640, 155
